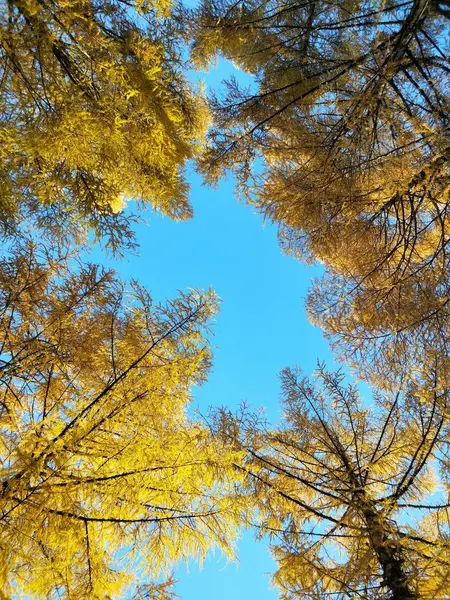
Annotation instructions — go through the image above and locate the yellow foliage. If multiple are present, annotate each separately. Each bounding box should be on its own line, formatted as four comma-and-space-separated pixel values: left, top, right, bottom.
0, 242, 244, 599
230, 366, 450, 599
191, 0, 450, 390
0, 0, 210, 251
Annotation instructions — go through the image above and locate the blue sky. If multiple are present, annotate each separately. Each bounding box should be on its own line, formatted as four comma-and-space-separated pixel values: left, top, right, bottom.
92, 167, 336, 598
91, 59, 337, 600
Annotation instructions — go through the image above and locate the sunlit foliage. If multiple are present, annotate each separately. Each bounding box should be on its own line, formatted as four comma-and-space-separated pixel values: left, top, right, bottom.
0, 242, 243, 599
3, 0, 450, 597
0, 0, 209, 251
191, 0, 450, 384
214, 365, 450, 599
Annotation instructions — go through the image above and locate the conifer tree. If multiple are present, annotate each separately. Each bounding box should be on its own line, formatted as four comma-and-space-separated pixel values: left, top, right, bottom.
191, 0, 450, 384
0, 241, 242, 599
0, 0, 209, 251
215, 365, 450, 599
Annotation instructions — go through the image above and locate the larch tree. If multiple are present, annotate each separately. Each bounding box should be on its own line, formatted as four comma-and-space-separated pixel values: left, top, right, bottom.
190, 0, 450, 385
0, 0, 209, 251
215, 365, 450, 599
0, 241, 243, 599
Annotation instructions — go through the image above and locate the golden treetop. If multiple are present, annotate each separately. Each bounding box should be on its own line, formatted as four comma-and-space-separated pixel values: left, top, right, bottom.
0, 0, 210, 251
0, 241, 245, 599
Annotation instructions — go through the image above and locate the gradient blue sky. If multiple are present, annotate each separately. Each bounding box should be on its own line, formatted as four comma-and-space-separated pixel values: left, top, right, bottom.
91, 59, 339, 599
